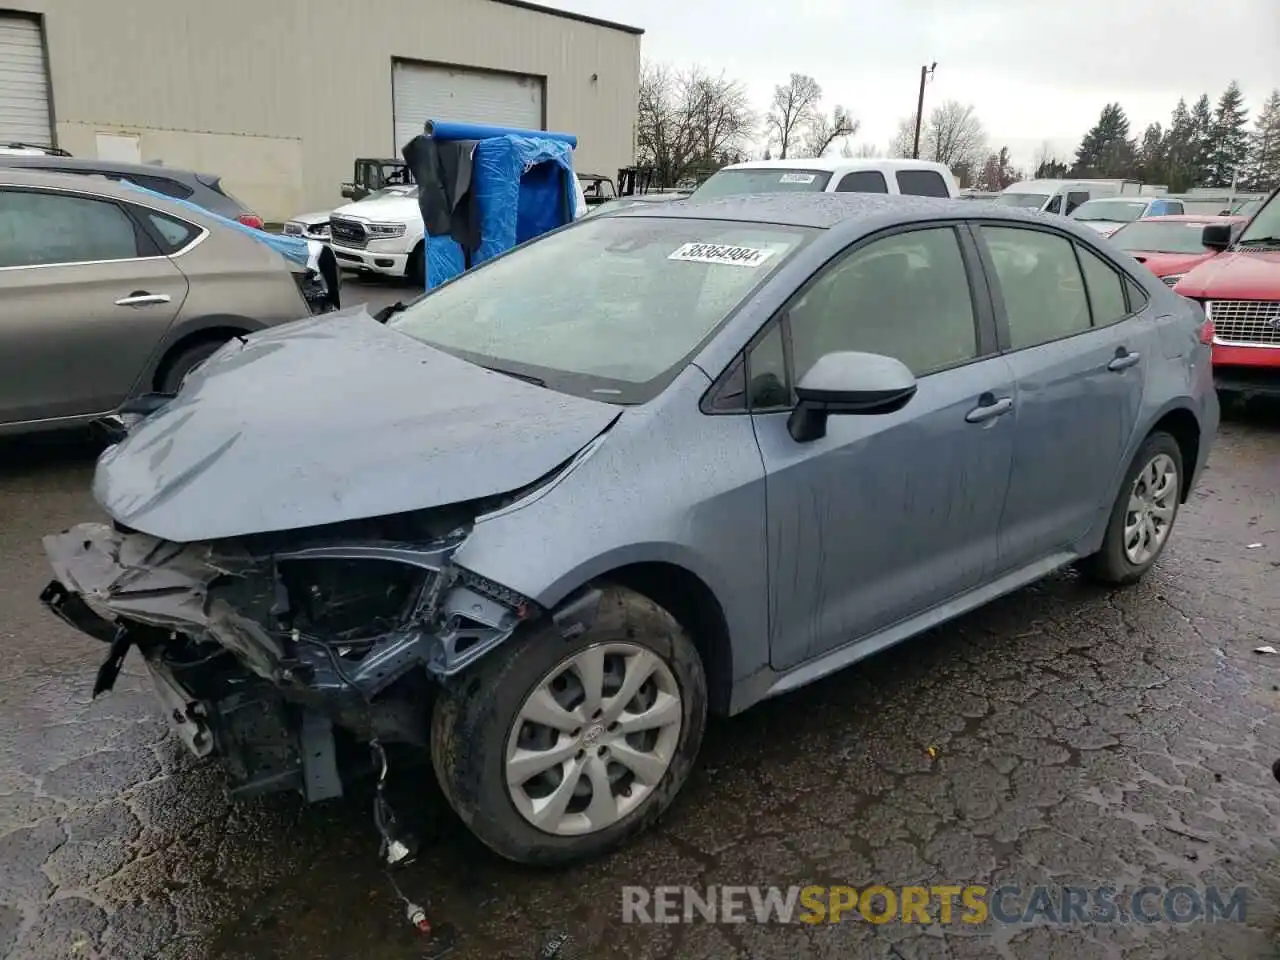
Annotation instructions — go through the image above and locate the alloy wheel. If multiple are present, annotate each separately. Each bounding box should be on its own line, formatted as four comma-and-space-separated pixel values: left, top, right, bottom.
1123, 452, 1178, 565
505, 642, 683, 836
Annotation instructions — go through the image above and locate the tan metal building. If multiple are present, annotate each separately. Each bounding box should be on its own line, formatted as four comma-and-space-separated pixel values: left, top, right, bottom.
0, 0, 641, 220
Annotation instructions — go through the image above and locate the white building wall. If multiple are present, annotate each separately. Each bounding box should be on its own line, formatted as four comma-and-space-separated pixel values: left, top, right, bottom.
5, 0, 641, 220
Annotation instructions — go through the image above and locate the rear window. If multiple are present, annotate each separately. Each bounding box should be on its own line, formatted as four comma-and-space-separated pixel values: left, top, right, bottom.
896, 169, 950, 197
692, 168, 832, 199
836, 170, 888, 193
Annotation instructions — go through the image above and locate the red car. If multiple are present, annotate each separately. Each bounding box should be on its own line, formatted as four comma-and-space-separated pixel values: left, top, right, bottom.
1173, 190, 1280, 399
1109, 214, 1248, 287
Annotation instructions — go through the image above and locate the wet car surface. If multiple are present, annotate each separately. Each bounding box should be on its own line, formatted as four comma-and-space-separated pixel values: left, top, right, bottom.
2, 396, 1279, 959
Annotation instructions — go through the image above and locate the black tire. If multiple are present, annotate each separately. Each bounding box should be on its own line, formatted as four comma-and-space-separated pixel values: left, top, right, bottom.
406, 243, 425, 287
157, 339, 228, 394
1078, 431, 1184, 586
430, 585, 707, 865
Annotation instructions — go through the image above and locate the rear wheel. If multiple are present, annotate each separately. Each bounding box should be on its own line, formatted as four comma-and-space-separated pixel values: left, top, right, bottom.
157, 339, 229, 394
1079, 431, 1183, 585
430, 585, 707, 865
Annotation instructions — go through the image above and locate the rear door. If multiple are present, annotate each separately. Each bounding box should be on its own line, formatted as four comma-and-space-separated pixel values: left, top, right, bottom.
973, 222, 1153, 572
0, 186, 187, 424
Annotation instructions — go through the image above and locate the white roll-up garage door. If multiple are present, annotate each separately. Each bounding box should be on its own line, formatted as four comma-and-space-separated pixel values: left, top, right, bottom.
392, 61, 543, 154
0, 15, 53, 147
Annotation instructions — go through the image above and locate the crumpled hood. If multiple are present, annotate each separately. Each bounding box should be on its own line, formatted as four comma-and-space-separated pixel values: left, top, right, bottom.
1174, 249, 1280, 299
94, 310, 619, 543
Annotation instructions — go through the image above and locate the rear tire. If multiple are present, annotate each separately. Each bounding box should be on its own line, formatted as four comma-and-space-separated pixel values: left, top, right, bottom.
1078, 431, 1183, 585
157, 339, 229, 394
430, 585, 707, 865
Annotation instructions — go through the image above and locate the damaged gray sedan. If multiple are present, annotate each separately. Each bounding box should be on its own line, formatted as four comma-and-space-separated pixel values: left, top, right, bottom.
41, 194, 1217, 864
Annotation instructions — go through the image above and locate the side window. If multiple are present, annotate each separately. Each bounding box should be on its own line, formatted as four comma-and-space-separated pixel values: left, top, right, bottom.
788, 227, 978, 379
1166, 200, 1184, 215
1125, 278, 1149, 312
895, 170, 950, 197
1065, 191, 1090, 214
143, 210, 198, 252
1044, 195, 1063, 214
982, 226, 1090, 349
0, 189, 141, 268
1076, 245, 1129, 325
745, 323, 789, 409
1147, 200, 1167, 216
836, 170, 888, 194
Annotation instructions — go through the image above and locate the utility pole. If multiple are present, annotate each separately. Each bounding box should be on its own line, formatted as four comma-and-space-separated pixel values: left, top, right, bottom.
912, 62, 937, 160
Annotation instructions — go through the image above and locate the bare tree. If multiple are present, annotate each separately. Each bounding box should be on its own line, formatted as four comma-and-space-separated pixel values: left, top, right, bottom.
924, 101, 987, 172
889, 115, 917, 158
636, 61, 755, 187
843, 140, 882, 159
800, 105, 859, 159
766, 73, 823, 159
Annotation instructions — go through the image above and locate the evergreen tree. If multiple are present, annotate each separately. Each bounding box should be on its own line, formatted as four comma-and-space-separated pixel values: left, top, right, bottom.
1190, 94, 1215, 185
1137, 122, 1167, 184
1207, 80, 1250, 187
1073, 103, 1136, 177
1245, 89, 1280, 191
1164, 99, 1196, 191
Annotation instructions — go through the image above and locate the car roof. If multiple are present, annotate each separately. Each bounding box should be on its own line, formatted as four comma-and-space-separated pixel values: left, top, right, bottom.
0, 154, 215, 182
720, 157, 950, 174
0, 166, 220, 221
1137, 214, 1247, 224
613, 191, 1050, 230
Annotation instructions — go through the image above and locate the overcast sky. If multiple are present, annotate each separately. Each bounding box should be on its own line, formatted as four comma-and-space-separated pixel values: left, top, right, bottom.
549, 0, 1279, 171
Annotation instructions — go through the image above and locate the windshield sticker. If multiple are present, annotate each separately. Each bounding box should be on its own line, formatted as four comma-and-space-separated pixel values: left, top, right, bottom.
669, 242, 777, 267
778, 173, 817, 184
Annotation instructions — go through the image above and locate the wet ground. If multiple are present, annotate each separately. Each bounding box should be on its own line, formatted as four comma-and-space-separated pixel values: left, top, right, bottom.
2, 352, 1278, 958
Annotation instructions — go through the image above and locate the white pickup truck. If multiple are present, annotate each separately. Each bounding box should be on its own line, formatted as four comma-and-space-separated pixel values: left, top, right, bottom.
311, 177, 589, 285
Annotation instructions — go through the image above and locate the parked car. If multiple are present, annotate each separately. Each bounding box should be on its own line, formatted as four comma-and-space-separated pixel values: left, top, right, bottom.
995, 179, 1167, 216
0, 168, 337, 435
1174, 187, 1280, 399
283, 209, 334, 241
341, 158, 412, 201
1109, 214, 1248, 286
40, 194, 1216, 866
578, 172, 618, 206
1070, 196, 1186, 237
691, 158, 959, 200
0, 154, 266, 227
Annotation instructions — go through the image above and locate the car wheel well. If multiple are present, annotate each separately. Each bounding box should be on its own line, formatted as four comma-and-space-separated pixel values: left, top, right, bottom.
602, 562, 733, 716
153, 326, 248, 391
1148, 409, 1200, 501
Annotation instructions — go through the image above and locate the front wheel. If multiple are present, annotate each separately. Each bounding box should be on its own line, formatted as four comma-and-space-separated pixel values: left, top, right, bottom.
1079, 431, 1183, 585
430, 586, 707, 865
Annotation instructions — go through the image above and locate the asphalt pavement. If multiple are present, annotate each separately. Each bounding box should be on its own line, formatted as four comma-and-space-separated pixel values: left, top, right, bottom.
2, 312, 1279, 959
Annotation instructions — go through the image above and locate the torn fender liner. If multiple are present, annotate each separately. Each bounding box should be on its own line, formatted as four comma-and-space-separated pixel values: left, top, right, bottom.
92, 311, 620, 542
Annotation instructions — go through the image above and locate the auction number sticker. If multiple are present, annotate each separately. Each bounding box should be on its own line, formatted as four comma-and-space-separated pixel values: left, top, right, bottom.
778, 173, 817, 184
669, 242, 776, 267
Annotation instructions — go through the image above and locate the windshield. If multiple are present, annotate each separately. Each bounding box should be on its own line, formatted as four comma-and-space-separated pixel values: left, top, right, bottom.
1071, 199, 1146, 223
1110, 220, 1214, 254
389, 216, 811, 402
1237, 192, 1280, 244
994, 193, 1050, 209
692, 168, 832, 199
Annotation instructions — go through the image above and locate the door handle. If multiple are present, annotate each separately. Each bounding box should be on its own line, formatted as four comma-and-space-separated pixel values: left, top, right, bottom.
1107, 349, 1141, 371
115, 292, 172, 307
964, 396, 1013, 423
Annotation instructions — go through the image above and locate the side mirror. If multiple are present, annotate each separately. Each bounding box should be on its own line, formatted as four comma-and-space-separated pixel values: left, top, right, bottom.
1202, 223, 1233, 252
787, 351, 918, 443
340, 184, 357, 200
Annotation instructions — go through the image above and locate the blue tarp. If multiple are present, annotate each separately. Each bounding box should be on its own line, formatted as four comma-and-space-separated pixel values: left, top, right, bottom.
422, 129, 578, 289
118, 181, 311, 267
423, 119, 577, 148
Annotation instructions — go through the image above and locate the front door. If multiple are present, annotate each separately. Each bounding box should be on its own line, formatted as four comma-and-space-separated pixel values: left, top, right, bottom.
0, 187, 187, 425
748, 224, 1017, 671
974, 223, 1150, 571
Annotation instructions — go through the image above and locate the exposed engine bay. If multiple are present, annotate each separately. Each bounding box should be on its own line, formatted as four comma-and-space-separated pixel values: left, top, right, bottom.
41, 504, 537, 803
